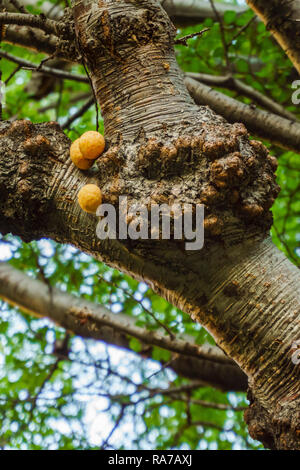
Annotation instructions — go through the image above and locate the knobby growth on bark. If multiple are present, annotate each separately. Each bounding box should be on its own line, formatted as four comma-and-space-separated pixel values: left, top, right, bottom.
0, 0, 299, 450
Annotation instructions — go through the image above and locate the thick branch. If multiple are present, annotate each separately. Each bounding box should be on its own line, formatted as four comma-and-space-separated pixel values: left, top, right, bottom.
185, 76, 300, 153
247, 0, 300, 74
161, 0, 247, 26
0, 0, 299, 449
3, 0, 248, 27
186, 72, 298, 121
3, 25, 60, 56
2, 0, 64, 19
1, 9, 78, 61
0, 12, 61, 36
0, 262, 247, 391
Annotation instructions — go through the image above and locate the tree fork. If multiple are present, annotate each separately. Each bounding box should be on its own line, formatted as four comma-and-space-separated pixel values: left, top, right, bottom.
0, 0, 299, 449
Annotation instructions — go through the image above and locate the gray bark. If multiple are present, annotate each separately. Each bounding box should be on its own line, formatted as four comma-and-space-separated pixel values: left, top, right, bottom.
0, 0, 299, 449
0, 262, 247, 392
3, 0, 247, 25
185, 76, 300, 153
186, 72, 298, 121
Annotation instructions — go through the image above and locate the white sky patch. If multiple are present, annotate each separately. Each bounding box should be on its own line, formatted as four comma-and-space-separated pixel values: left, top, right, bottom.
0, 243, 13, 261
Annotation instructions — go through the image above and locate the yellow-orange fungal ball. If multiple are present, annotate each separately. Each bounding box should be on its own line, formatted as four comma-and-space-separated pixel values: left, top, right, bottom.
70, 139, 94, 170
78, 184, 102, 214
79, 131, 105, 160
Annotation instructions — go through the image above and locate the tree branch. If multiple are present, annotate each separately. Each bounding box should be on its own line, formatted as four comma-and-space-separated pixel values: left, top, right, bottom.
62, 96, 94, 129
0, 49, 88, 83
3, 25, 61, 56
0, 12, 61, 36
0, 262, 247, 392
247, 0, 300, 74
186, 72, 298, 121
161, 0, 247, 26
0, 0, 299, 448
185, 76, 300, 153
3, 0, 64, 19
6, 0, 27, 14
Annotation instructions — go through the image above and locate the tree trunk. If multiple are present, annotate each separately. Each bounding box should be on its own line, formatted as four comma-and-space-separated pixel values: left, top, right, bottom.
0, 0, 299, 449
247, 0, 300, 74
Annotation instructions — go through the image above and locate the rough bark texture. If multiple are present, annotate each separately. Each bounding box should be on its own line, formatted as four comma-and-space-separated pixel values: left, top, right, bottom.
1, 8, 78, 60
2, 2, 300, 155
247, 0, 300, 74
0, 0, 299, 449
72, 0, 279, 241
3, 25, 60, 56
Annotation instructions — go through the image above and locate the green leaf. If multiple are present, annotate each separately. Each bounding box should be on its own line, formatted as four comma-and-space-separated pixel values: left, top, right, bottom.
224, 11, 237, 25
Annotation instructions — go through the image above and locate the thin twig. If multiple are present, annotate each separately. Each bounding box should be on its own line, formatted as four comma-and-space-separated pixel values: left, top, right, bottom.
175, 28, 210, 46
56, 80, 63, 121
62, 96, 94, 129
167, 394, 246, 412
76, 35, 99, 132
5, 64, 21, 84
227, 16, 256, 47
209, 0, 230, 70
36, 52, 56, 71
101, 405, 125, 450
145, 355, 178, 381
0, 49, 89, 83
98, 274, 176, 340
28, 357, 61, 419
